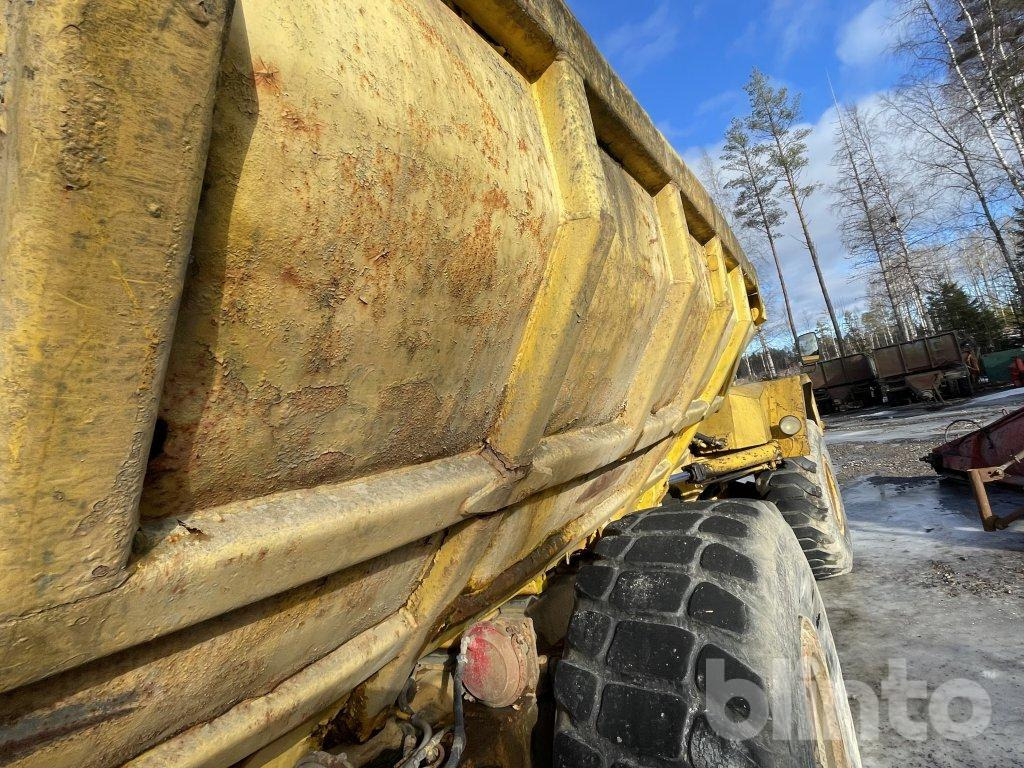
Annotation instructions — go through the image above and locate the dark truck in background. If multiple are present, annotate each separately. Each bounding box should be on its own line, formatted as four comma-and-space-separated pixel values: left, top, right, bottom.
873, 331, 978, 403
800, 331, 979, 413
804, 353, 881, 415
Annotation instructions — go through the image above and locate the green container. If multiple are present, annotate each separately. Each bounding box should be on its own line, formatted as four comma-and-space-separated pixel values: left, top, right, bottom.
981, 348, 1024, 383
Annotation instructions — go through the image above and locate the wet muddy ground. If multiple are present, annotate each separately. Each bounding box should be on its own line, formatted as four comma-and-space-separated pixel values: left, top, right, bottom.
821, 393, 1024, 767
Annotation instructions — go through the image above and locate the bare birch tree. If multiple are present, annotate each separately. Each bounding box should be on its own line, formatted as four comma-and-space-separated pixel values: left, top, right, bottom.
696, 149, 737, 229
830, 101, 911, 341
951, 0, 1024, 163
841, 104, 937, 332
899, 0, 1024, 200
886, 83, 1024, 303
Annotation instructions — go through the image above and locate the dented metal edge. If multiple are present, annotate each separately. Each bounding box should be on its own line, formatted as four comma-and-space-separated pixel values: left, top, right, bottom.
0, 453, 497, 693
123, 612, 411, 768
124, 469, 652, 768
447, 455, 661, 630
0, 404, 708, 694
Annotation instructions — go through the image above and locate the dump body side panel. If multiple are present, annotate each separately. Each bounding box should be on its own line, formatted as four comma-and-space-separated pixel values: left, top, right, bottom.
926, 333, 967, 368
873, 344, 905, 379
142, 0, 561, 518
0, 1, 764, 765
874, 332, 968, 379
821, 354, 875, 388
545, 151, 667, 435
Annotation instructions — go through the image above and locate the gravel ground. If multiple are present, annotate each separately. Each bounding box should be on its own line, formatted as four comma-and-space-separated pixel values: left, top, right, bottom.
822, 390, 1024, 484
828, 439, 937, 484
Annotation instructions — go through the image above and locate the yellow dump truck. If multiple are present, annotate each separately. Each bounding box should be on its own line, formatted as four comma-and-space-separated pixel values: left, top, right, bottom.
0, 1, 859, 766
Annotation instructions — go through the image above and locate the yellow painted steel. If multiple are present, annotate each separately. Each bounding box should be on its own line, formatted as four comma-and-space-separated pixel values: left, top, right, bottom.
0, 0, 232, 618
699, 388, 774, 451
689, 443, 782, 479
0, 1, 789, 765
698, 374, 816, 459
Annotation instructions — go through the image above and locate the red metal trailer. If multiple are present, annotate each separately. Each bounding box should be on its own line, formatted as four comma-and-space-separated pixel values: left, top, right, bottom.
928, 405, 1024, 530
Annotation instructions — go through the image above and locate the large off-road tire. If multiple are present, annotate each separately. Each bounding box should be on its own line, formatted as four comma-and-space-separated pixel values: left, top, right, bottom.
757, 423, 852, 580
553, 498, 860, 768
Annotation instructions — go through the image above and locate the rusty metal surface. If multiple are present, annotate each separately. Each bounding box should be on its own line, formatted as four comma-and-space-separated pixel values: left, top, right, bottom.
927, 334, 965, 368
871, 346, 904, 380
448, 0, 759, 283
873, 332, 968, 380
904, 371, 945, 398
459, 671, 542, 768
967, 468, 1024, 531
461, 618, 539, 708
818, 354, 876, 388
544, 151, 666, 435
930, 405, 1024, 531
930, 404, 1024, 484
0, 0, 766, 765
0, 540, 433, 768
142, 0, 561, 517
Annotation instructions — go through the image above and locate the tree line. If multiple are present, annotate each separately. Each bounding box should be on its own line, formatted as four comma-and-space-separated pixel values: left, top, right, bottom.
700, 0, 1024, 371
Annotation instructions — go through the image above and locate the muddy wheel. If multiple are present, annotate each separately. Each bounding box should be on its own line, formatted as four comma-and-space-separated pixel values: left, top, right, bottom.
757, 423, 852, 580
553, 498, 860, 768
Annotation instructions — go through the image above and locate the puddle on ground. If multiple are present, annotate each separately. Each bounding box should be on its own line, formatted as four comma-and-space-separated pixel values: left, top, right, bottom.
828, 476, 1024, 607
839, 475, 1024, 563
819, 472, 1024, 768
845, 474, 1024, 527
826, 391, 1024, 444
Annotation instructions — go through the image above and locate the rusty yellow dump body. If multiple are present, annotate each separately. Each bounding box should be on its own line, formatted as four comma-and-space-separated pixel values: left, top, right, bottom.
0, 1, 770, 765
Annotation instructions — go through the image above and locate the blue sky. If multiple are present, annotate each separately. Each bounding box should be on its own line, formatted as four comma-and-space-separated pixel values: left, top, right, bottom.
565, 0, 907, 339
566, 0, 903, 148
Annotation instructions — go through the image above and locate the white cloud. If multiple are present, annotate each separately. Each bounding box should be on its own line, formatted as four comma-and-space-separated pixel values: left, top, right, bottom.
603, 3, 680, 74
728, 0, 827, 66
836, 0, 903, 67
770, 0, 826, 63
655, 119, 690, 146
695, 90, 744, 118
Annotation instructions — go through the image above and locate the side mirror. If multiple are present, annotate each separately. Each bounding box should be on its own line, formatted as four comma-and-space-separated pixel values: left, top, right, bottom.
798, 332, 821, 365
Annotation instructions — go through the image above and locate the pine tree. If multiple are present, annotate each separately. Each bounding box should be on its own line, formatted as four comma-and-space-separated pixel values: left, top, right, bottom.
842, 310, 871, 353
926, 280, 1004, 350
744, 69, 847, 354
720, 119, 801, 355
